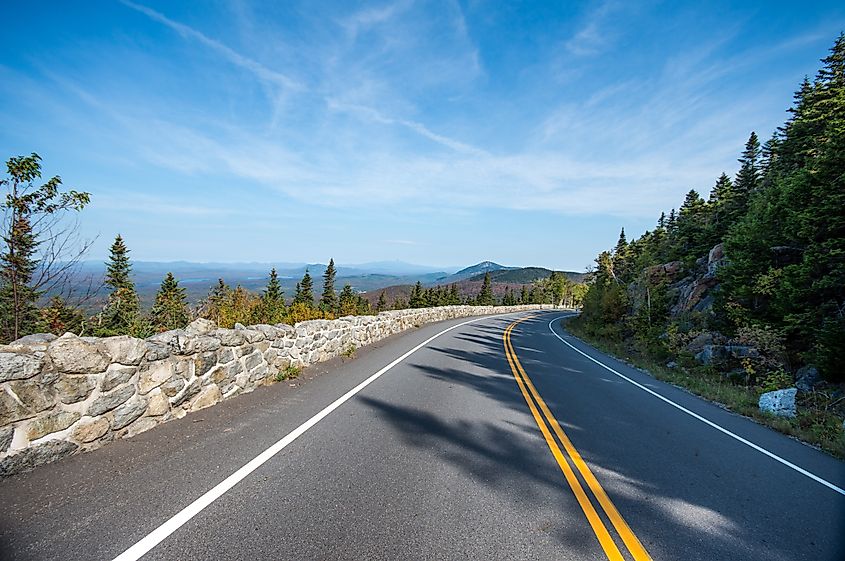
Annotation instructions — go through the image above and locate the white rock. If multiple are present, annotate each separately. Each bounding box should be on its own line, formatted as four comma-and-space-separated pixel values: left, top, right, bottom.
759, 388, 797, 418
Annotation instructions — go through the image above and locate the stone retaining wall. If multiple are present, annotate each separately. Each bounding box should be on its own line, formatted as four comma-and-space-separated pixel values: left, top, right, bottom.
0, 305, 554, 475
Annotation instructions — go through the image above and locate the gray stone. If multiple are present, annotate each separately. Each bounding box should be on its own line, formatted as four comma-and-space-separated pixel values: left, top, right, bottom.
144, 342, 170, 361
795, 365, 822, 393
170, 378, 202, 407
126, 417, 158, 438
243, 351, 263, 371
112, 398, 147, 430
695, 345, 729, 365
0, 352, 43, 383
138, 360, 175, 394
0, 439, 78, 476
234, 323, 246, 330
218, 347, 236, 363
47, 333, 110, 374
0, 426, 13, 453
87, 385, 135, 416
726, 345, 759, 359
185, 318, 217, 337
101, 336, 147, 365
8, 378, 56, 414
666, 361, 678, 369
0, 387, 33, 425
216, 329, 246, 346
160, 375, 186, 397
101, 364, 137, 392
72, 417, 110, 443
193, 352, 218, 377
188, 336, 221, 353
55, 375, 95, 404
759, 388, 798, 418
686, 333, 714, 352
9, 333, 57, 349
248, 364, 269, 382
26, 410, 81, 440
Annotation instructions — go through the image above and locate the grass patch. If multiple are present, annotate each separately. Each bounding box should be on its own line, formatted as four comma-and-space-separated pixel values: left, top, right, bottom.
275, 364, 302, 382
566, 320, 845, 459
342, 344, 357, 359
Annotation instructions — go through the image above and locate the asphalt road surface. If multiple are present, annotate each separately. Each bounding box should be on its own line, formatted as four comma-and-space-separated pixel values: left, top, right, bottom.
1, 311, 843, 560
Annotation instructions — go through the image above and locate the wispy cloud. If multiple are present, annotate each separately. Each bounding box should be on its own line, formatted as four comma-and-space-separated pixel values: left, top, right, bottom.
564, 1, 620, 57
120, 0, 303, 92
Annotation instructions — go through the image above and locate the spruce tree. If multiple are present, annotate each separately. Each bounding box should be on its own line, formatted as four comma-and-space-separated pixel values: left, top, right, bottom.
320, 258, 337, 313
150, 272, 190, 332
376, 291, 387, 312
477, 272, 494, 306
338, 284, 357, 316
98, 235, 140, 336
294, 270, 314, 307
520, 285, 529, 304
202, 278, 231, 326
409, 281, 426, 308
259, 268, 286, 323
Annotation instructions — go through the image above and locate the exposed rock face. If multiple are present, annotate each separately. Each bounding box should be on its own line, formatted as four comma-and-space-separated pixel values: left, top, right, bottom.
794, 366, 822, 393
0, 304, 553, 476
759, 388, 798, 418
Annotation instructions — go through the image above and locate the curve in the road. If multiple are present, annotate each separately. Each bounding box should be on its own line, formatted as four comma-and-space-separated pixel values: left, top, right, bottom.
504, 315, 653, 561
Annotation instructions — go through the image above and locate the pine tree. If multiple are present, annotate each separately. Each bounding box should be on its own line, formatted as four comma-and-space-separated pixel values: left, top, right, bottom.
409, 281, 426, 308
449, 284, 461, 305
40, 296, 84, 336
477, 272, 494, 306
202, 278, 231, 326
520, 285, 529, 304
376, 291, 387, 312
150, 272, 190, 332
259, 268, 286, 324
338, 284, 357, 316
294, 270, 314, 307
98, 235, 140, 336
320, 258, 337, 313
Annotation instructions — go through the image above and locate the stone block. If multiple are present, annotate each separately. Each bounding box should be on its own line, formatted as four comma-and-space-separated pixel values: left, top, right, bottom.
0, 352, 43, 383
88, 384, 135, 416
101, 336, 147, 366
759, 388, 797, 418
0, 440, 78, 476
101, 364, 137, 393
112, 397, 147, 430
48, 333, 110, 374
72, 417, 110, 443
26, 410, 80, 441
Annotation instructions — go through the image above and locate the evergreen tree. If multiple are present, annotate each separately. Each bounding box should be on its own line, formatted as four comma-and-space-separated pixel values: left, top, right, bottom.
98, 235, 140, 336
376, 291, 387, 312
449, 284, 461, 305
338, 284, 357, 316
150, 272, 190, 332
40, 296, 84, 336
294, 270, 314, 307
202, 278, 231, 326
520, 285, 529, 304
320, 258, 337, 313
477, 272, 494, 306
259, 268, 286, 324
409, 281, 426, 308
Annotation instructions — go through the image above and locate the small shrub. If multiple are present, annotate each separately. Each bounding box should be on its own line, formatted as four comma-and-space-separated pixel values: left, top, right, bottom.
342, 345, 356, 359
275, 364, 302, 381
757, 369, 792, 393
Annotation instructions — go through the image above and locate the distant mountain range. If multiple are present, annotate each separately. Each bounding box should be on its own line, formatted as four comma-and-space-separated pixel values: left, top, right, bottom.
65, 260, 585, 309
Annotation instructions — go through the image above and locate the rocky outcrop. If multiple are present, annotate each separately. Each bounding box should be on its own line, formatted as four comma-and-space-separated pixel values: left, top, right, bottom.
0, 304, 553, 475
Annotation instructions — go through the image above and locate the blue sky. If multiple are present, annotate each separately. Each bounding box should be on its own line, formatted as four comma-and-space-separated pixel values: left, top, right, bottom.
1, 1, 842, 272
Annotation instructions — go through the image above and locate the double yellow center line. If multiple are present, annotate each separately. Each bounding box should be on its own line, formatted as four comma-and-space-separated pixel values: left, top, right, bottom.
503, 316, 652, 561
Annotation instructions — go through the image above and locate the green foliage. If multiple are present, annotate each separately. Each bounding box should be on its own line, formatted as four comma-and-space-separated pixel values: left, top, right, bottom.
257, 268, 286, 324
0, 153, 90, 342
409, 281, 426, 308
276, 363, 302, 382
96, 235, 141, 336
293, 270, 314, 307
320, 258, 337, 314
580, 34, 845, 383
40, 296, 84, 336
376, 291, 387, 312
342, 344, 356, 359
150, 272, 190, 332
476, 272, 495, 306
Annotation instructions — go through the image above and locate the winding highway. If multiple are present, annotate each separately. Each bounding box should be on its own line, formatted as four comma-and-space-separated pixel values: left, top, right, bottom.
1, 311, 843, 560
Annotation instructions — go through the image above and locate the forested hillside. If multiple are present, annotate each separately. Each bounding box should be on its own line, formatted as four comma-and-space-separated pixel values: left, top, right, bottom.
571, 35, 845, 452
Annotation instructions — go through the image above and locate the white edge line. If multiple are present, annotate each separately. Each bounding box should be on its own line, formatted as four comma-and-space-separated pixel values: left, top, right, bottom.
546, 315, 845, 497
112, 314, 499, 561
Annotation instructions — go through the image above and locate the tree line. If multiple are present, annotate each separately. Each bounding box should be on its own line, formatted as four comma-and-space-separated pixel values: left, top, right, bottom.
576, 34, 845, 383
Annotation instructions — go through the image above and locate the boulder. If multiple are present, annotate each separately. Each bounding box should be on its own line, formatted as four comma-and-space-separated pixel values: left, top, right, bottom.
0, 439, 78, 476
189, 385, 221, 411
0, 352, 43, 383
794, 365, 822, 393
8, 378, 56, 415
48, 333, 110, 374
138, 360, 176, 394
0, 387, 34, 425
695, 345, 729, 365
146, 391, 170, 416
759, 388, 797, 418
686, 333, 714, 353
101, 336, 147, 366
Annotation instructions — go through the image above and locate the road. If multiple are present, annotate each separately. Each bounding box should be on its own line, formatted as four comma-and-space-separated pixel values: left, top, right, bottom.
1, 311, 843, 560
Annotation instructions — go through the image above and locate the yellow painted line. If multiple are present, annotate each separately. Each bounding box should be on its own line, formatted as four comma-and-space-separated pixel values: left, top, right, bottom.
505, 316, 653, 561
502, 320, 625, 561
